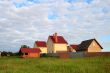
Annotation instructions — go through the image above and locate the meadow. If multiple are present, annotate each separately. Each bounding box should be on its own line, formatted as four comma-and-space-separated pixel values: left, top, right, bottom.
0, 56, 110, 73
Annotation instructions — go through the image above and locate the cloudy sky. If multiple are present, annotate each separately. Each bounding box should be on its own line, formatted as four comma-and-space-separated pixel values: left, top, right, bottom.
0, 0, 110, 52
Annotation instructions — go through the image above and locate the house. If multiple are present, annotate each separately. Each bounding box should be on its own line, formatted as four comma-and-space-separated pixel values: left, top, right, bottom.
47, 33, 68, 53
77, 39, 103, 52
67, 45, 78, 52
19, 48, 41, 58
34, 41, 47, 54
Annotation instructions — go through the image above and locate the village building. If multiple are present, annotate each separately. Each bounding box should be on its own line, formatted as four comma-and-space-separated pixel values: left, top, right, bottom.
76, 39, 103, 52
34, 41, 47, 54
67, 45, 78, 52
47, 33, 68, 53
19, 48, 41, 58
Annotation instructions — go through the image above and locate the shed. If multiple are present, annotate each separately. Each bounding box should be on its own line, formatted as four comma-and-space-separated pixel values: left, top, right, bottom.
19, 48, 41, 58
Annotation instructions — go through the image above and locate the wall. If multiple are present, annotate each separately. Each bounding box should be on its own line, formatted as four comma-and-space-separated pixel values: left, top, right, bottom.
30, 53, 40, 58
70, 52, 85, 58
85, 52, 110, 57
54, 44, 67, 53
70, 52, 110, 58
58, 52, 70, 58
39, 47, 47, 54
47, 52, 110, 58
47, 38, 54, 53
87, 40, 102, 52
34, 43, 47, 54
22, 53, 40, 58
33, 43, 37, 48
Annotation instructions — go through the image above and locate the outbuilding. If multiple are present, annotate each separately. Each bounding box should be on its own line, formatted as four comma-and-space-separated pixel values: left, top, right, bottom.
19, 48, 41, 58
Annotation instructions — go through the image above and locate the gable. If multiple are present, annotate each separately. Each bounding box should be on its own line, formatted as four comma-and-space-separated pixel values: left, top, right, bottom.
88, 40, 102, 50
34, 43, 37, 48
47, 37, 53, 44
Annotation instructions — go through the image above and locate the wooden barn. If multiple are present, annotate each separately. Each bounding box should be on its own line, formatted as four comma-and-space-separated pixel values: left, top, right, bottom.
19, 48, 41, 58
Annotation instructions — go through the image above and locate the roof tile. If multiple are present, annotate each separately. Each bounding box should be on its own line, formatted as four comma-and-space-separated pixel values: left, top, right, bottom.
20, 48, 41, 53
49, 36, 68, 44
35, 41, 47, 47
70, 45, 78, 49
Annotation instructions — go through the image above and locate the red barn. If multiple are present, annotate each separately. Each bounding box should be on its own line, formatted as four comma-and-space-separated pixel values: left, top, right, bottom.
19, 48, 41, 58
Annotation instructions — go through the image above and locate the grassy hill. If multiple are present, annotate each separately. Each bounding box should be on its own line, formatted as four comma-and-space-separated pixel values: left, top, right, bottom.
0, 56, 110, 73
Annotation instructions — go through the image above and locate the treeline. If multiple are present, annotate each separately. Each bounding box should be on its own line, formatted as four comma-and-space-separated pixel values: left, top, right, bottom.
0, 51, 19, 57
0, 51, 48, 57
0, 45, 30, 57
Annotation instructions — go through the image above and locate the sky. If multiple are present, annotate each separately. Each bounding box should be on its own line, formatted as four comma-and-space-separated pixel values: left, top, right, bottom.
0, 0, 110, 52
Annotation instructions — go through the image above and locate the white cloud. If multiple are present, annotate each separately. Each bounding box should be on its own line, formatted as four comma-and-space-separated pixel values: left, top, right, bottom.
0, 0, 110, 52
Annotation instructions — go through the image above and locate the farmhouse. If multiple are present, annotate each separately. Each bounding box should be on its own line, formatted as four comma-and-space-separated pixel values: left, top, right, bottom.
67, 45, 78, 52
19, 48, 41, 58
77, 39, 103, 52
34, 41, 47, 54
47, 33, 68, 53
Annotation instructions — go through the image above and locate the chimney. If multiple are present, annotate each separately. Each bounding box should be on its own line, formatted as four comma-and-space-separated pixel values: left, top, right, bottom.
54, 33, 58, 42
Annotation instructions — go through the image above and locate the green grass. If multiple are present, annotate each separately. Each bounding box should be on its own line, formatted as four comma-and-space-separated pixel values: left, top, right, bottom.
0, 56, 110, 73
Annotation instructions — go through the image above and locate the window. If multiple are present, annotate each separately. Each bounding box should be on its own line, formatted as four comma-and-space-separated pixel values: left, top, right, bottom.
25, 53, 28, 55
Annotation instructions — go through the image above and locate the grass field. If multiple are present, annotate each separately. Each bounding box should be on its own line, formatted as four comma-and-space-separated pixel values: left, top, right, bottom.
0, 56, 110, 73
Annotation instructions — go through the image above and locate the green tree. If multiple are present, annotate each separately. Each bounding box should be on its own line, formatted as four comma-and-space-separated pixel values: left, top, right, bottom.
21, 45, 30, 48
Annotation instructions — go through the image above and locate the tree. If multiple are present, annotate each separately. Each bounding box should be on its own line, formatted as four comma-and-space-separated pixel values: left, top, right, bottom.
8, 52, 13, 56
1, 51, 8, 56
21, 45, 30, 48
13, 52, 20, 56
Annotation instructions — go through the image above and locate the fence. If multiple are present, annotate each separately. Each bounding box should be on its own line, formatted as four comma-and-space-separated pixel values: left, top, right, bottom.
57, 52, 70, 58
85, 52, 110, 57
47, 53, 59, 57
47, 52, 110, 58
69, 52, 85, 58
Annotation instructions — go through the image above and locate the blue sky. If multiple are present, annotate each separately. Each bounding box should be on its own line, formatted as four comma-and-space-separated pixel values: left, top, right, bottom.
0, 0, 110, 52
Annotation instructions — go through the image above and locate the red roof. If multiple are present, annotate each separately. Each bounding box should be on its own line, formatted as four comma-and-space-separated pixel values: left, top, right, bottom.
70, 45, 78, 49
20, 48, 41, 53
35, 41, 47, 47
49, 36, 68, 44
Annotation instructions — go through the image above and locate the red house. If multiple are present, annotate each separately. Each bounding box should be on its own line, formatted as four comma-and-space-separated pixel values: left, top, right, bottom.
19, 48, 41, 58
